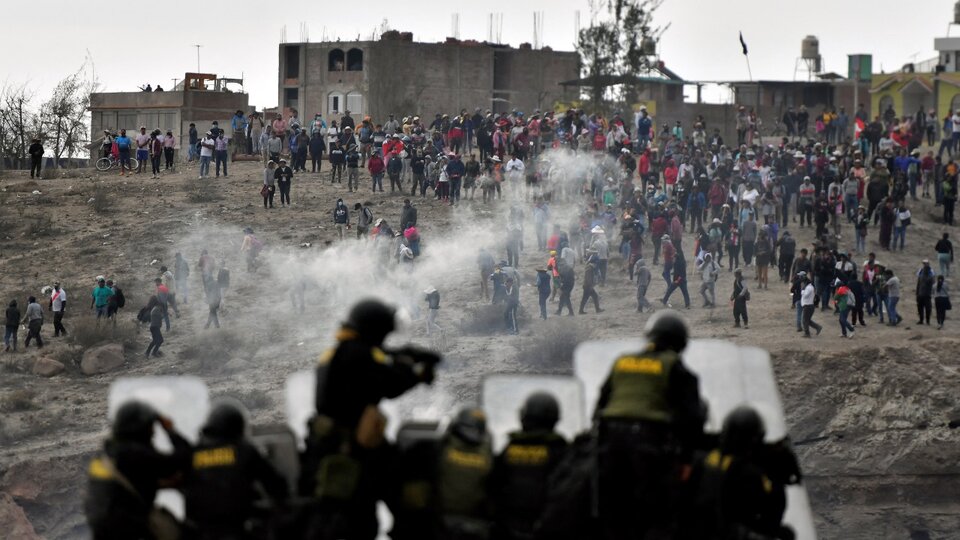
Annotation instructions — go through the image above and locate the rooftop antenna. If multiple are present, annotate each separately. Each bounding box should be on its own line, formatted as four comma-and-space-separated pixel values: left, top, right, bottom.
497, 13, 503, 43
488, 13, 493, 42
451, 13, 460, 39
193, 44, 202, 72
534, 13, 539, 49
281, 25, 287, 44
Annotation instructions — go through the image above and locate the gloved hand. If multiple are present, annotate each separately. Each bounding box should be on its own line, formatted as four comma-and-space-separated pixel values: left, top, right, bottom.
413, 361, 435, 385
390, 345, 442, 368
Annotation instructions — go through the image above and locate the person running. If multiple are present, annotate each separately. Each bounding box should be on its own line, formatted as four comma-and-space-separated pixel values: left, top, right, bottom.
143, 296, 165, 357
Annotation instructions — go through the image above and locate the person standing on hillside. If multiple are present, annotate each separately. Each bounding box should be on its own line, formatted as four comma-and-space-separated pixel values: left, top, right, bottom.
730, 268, 749, 329
135, 126, 150, 174
884, 268, 902, 326
916, 259, 935, 326
275, 159, 293, 207
174, 252, 190, 305
28, 138, 44, 179
934, 275, 951, 330
144, 296, 165, 357
4, 300, 19, 352
214, 132, 229, 178
49, 281, 67, 337
21, 296, 43, 349
199, 131, 215, 179
800, 275, 822, 337
579, 252, 603, 314
91, 277, 112, 319
535, 267, 551, 320
333, 199, 350, 240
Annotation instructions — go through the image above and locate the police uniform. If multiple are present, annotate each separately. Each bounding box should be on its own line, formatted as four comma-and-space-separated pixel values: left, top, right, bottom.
183, 438, 288, 538
679, 449, 785, 540
85, 428, 191, 539
299, 327, 427, 540
595, 345, 703, 540
492, 430, 568, 540
435, 426, 494, 540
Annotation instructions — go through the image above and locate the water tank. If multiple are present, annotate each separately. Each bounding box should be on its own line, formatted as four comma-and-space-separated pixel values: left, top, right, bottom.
801, 35, 820, 60
955, 1, 960, 24
641, 37, 657, 55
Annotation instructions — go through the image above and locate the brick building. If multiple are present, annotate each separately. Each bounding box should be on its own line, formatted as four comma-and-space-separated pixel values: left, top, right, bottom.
277, 31, 580, 121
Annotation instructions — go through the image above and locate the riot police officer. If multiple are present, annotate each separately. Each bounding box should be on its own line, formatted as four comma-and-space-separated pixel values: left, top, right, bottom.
85, 400, 191, 540
183, 400, 288, 539
492, 392, 569, 540
299, 298, 439, 539
435, 408, 494, 540
679, 406, 795, 540
595, 309, 704, 539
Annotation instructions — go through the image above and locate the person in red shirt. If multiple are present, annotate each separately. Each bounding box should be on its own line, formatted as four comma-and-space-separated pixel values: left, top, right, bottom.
650, 213, 668, 265
921, 150, 936, 198
663, 159, 678, 199
367, 151, 385, 193
154, 278, 173, 331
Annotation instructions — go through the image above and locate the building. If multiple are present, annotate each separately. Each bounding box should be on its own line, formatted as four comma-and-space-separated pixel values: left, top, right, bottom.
88, 73, 249, 158
869, 33, 960, 121
276, 31, 580, 121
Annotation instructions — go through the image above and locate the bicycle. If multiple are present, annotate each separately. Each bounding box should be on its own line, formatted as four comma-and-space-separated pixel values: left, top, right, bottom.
95, 154, 139, 172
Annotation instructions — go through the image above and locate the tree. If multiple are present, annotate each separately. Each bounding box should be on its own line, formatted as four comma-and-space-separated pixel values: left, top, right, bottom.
576, 0, 665, 109
0, 84, 39, 168
40, 62, 99, 168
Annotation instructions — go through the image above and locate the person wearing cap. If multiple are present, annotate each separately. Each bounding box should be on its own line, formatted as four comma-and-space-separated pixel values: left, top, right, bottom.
91, 277, 112, 319
161, 130, 176, 170
100, 129, 114, 160
198, 130, 215, 179
49, 281, 67, 337
916, 259, 936, 326
134, 126, 150, 174
261, 161, 277, 209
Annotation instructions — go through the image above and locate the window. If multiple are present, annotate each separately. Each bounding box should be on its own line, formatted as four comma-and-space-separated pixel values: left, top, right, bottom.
284, 88, 299, 110
285, 45, 300, 78
347, 48, 364, 71
346, 92, 363, 116
118, 112, 138, 133
878, 95, 894, 116
328, 49, 345, 72
328, 92, 344, 115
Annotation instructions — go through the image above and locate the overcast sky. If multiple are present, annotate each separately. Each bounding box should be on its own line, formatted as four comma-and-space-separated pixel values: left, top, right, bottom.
1, 0, 956, 109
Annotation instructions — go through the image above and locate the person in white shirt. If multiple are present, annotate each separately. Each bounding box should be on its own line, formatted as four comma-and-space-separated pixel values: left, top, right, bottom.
198, 131, 215, 179
505, 155, 525, 196
800, 277, 822, 337
50, 282, 67, 337
696, 253, 719, 307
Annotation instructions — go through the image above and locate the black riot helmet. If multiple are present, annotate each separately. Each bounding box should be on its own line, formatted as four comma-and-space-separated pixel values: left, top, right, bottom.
720, 405, 766, 456
345, 298, 396, 345
202, 400, 247, 441
644, 309, 689, 353
112, 400, 159, 443
520, 392, 560, 432
450, 407, 488, 445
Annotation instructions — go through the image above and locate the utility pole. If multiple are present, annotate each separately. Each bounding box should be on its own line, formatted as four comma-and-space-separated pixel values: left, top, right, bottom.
194, 44, 203, 72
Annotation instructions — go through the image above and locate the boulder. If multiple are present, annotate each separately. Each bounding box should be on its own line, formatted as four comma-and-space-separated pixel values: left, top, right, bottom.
0, 493, 41, 540
32, 357, 65, 377
80, 344, 125, 375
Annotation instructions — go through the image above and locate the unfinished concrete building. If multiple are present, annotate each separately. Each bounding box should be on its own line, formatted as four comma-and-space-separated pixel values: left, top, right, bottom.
277, 31, 580, 121
89, 73, 249, 159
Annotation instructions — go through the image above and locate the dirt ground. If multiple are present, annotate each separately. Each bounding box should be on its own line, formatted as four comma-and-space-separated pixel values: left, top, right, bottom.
1, 156, 958, 539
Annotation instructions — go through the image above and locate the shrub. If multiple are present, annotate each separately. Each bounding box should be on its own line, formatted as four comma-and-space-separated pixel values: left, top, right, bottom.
187, 179, 224, 203
67, 315, 141, 351
91, 183, 113, 213
180, 328, 246, 372
1, 389, 37, 412
513, 319, 584, 374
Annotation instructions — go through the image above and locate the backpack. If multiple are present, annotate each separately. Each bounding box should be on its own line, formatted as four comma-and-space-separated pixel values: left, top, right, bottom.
136, 306, 151, 323
110, 287, 126, 309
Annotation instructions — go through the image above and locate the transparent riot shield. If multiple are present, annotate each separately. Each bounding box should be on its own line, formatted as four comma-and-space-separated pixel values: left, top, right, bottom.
480, 374, 588, 453
250, 424, 300, 496
107, 376, 210, 520
573, 339, 817, 540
